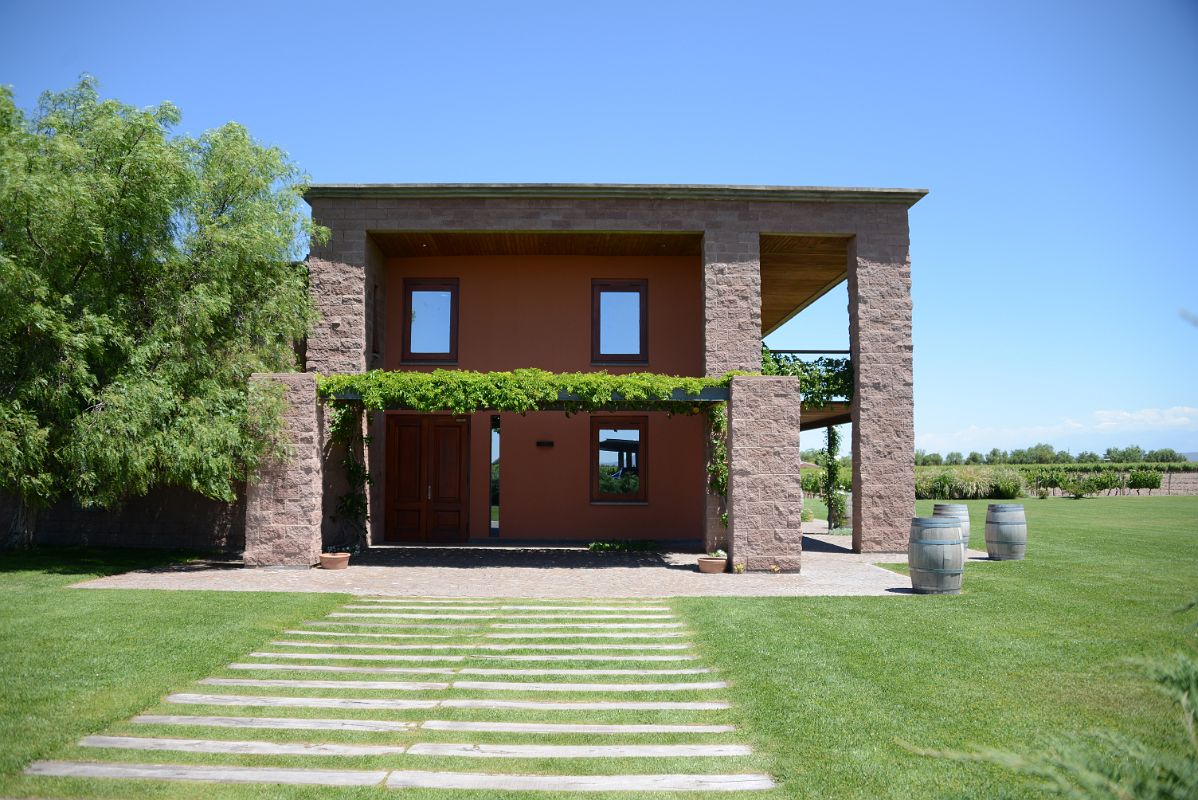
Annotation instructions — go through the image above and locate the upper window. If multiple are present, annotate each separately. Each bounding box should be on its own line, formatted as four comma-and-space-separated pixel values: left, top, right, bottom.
403, 278, 458, 362
592, 279, 647, 363
591, 416, 647, 503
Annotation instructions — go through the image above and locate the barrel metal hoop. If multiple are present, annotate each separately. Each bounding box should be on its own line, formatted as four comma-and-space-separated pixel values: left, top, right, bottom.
911, 567, 965, 574
910, 539, 965, 545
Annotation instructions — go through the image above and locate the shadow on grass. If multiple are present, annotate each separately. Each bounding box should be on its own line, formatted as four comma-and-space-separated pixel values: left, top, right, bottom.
0, 546, 205, 577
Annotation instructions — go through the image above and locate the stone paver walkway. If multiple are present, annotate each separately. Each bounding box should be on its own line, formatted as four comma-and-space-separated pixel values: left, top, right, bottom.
27, 596, 776, 793
74, 535, 989, 597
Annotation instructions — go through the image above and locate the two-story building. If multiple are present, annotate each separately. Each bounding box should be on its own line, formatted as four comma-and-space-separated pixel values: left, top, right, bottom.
242, 183, 924, 571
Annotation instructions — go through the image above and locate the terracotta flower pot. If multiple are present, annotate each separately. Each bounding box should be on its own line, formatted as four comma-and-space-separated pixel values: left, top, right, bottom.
697, 556, 727, 574
320, 552, 350, 570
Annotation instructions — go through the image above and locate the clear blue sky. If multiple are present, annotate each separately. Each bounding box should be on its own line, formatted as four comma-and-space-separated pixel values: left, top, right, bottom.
3, 0, 1196, 456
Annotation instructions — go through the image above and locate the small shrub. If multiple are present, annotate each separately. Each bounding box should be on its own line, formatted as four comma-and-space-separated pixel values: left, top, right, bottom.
1128, 469, 1162, 495
1061, 476, 1100, 499
801, 507, 815, 523
827, 491, 847, 529
990, 468, 1025, 499
800, 470, 822, 494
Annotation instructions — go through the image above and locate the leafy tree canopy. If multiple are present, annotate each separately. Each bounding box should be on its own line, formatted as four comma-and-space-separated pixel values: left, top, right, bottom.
0, 77, 325, 544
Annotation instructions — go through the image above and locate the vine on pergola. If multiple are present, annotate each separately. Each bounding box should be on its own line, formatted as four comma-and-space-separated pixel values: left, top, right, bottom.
315, 363, 853, 546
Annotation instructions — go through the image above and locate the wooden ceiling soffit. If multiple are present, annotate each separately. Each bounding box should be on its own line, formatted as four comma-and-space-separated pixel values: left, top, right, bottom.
760, 235, 852, 335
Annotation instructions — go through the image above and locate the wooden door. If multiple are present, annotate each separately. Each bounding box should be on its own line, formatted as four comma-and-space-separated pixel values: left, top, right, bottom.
385, 415, 469, 543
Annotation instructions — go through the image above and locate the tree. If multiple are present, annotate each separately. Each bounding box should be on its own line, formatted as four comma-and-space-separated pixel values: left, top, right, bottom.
1076, 450, 1100, 463
985, 448, 1007, 465
0, 77, 326, 547
1145, 448, 1186, 463
965, 451, 984, 465
1026, 442, 1056, 464
944, 451, 963, 465
1052, 450, 1075, 464
1104, 445, 1145, 463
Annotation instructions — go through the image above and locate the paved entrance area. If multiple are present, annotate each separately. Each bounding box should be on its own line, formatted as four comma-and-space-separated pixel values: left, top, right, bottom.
73, 535, 989, 597
27, 596, 775, 793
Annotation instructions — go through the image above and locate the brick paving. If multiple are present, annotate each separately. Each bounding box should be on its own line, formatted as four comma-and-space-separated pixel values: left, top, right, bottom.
74, 534, 990, 597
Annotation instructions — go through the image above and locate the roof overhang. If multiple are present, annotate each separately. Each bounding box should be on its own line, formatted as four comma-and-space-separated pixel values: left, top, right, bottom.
305, 183, 928, 206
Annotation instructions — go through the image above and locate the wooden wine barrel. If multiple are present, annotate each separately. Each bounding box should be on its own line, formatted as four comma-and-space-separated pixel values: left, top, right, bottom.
985, 504, 1027, 560
909, 517, 965, 595
933, 503, 971, 554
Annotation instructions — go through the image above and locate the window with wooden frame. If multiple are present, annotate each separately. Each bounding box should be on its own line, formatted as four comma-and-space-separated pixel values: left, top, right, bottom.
591, 279, 647, 364
402, 278, 459, 363
590, 416, 647, 503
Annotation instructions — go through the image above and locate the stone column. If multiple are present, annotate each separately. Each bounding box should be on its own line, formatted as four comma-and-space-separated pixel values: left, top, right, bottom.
702, 229, 761, 552
702, 229, 761, 376
727, 375, 804, 572
244, 373, 323, 567
848, 223, 915, 552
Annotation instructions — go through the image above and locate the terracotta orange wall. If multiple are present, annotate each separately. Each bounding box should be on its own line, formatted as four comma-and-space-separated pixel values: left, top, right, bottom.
382, 255, 706, 544
383, 255, 702, 374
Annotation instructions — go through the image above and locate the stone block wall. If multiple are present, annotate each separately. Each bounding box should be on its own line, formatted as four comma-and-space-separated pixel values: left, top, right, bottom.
702, 230, 762, 376
727, 375, 804, 571
849, 224, 916, 552
244, 373, 323, 567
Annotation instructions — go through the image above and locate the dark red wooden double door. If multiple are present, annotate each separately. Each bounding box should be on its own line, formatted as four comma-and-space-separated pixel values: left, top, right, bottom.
384, 415, 469, 543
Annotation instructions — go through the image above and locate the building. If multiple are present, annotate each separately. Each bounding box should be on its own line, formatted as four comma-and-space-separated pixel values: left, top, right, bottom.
242, 183, 925, 571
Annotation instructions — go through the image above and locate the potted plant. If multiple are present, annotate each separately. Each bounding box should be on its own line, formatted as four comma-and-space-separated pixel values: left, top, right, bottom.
320, 544, 355, 570
697, 549, 728, 574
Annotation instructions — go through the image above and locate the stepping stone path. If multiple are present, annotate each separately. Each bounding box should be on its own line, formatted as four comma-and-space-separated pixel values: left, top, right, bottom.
26, 595, 775, 794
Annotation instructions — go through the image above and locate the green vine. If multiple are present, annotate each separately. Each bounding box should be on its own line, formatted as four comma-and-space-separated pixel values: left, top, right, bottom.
761, 346, 853, 406
318, 368, 733, 414
824, 425, 845, 529
325, 401, 371, 552
316, 366, 841, 540
707, 402, 729, 498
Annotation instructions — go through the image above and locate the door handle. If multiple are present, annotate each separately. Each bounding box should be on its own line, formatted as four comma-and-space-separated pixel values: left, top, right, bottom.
427, 485, 432, 500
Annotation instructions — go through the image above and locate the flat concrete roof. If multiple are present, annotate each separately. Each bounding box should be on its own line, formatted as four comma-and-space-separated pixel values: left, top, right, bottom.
305, 183, 928, 206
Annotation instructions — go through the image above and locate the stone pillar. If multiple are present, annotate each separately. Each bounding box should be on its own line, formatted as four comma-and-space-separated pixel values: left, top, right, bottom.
307, 223, 368, 375
702, 229, 761, 376
244, 373, 323, 567
702, 229, 760, 552
727, 376, 804, 572
848, 224, 915, 552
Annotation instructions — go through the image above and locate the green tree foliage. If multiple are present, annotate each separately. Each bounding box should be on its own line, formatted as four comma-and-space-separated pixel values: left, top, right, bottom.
0, 77, 324, 546
1076, 450, 1101, 463
1145, 448, 1188, 463
1106, 445, 1146, 463
944, 451, 964, 465
966, 451, 984, 465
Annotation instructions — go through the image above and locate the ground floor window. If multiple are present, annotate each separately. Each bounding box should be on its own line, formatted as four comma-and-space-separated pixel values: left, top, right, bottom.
591, 416, 647, 502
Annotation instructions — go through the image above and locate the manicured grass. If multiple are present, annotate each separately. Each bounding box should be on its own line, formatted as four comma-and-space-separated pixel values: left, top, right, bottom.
2, 497, 1194, 799
0, 548, 344, 797
681, 496, 1198, 798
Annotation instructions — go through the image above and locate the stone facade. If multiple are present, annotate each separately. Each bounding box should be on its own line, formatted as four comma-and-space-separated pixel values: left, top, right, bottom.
244, 373, 323, 568
727, 376, 804, 571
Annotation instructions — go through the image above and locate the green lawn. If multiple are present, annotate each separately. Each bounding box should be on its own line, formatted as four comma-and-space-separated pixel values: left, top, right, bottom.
0, 549, 344, 797
1, 496, 1195, 798
682, 496, 1198, 798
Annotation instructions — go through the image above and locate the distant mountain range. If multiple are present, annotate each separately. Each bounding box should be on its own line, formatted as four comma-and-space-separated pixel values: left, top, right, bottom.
1184, 452, 1198, 462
